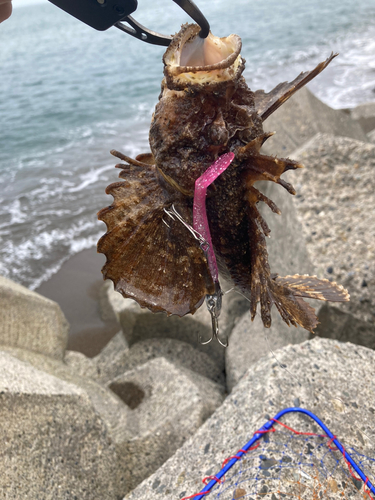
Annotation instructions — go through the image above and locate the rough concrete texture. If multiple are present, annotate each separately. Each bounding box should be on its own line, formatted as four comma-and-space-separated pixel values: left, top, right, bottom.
284, 133, 375, 347
109, 357, 225, 493
261, 87, 367, 157
368, 128, 375, 144
226, 309, 309, 392
89, 330, 129, 380
0, 351, 119, 500
0, 345, 132, 496
257, 179, 316, 278
347, 101, 375, 134
124, 338, 375, 500
91, 335, 225, 386
0, 275, 69, 360
101, 281, 248, 371
64, 349, 101, 379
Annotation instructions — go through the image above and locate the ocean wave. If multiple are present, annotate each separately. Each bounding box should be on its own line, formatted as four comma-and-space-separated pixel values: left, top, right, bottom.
67, 164, 114, 193
0, 217, 103, 290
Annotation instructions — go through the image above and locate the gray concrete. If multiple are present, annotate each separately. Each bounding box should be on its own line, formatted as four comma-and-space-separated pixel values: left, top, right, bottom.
315, 303, 375, 350
284, 133, 375, 347
101, 281, 248, 371
0, 345, 133, 496
367, 128, 375, 144
108, 357, 225, 493
2, 343, 225, 496
346, 101, 375, 134
64, 349, 101, 379
261, 87, 367, 157
226, 309, 309, 392
0, 351, 120, 499
257, 179, 316, 279
0, 275, 69, 360
91, 335, 225, 386
123, 338, 375, 500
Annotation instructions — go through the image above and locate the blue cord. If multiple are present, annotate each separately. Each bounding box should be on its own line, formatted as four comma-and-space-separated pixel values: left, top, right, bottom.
192, 407, 375, 499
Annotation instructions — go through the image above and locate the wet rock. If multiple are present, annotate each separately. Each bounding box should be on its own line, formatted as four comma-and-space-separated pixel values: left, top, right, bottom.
124, 338, 375, 500
108, 357, 224, 493
284, 133, 375, 347
0, 351, 119, 499
0, 276, 69, 360
261, 88, 367, 157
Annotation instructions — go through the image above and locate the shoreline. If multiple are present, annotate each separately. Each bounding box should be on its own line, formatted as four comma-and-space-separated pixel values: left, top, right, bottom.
36, 246, 119, 358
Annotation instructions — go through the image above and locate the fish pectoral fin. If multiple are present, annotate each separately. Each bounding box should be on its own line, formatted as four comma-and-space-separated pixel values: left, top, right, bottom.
269, 280, 319, 333
97, 161, 214, 317
265, 274, 350, 333
246, 244, 320, 333
243, 153, 303, 195
274, 274, 350, 302
247, 268, 320, 333
254, 53, 338, 121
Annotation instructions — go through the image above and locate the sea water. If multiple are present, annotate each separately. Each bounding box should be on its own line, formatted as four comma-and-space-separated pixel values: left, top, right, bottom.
1, 0, 375, 289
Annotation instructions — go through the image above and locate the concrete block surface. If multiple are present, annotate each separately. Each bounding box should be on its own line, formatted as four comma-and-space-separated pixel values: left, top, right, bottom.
261, 87, 367, 157
285, 133, 375, 346
124, 338, 375, 500
92, 336, 225, 386
348, 101, 375, 134
0, 276, 69, 359
0, 351, 119, 499
226, 310, 309, 392
108, 357, 224, 493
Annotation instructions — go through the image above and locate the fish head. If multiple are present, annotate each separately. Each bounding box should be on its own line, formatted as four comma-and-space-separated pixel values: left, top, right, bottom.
149, 24, 248, 194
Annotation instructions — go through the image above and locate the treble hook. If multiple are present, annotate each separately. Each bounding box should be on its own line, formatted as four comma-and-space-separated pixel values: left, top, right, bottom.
199, 284, 228, 348
163, 205, 228, 347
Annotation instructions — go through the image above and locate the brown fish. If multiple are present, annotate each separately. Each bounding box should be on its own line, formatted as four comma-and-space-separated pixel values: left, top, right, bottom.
97, 24, 349, 339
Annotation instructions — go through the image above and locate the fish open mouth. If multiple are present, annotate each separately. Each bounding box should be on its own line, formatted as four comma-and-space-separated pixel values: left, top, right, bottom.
163, 24, 243, 90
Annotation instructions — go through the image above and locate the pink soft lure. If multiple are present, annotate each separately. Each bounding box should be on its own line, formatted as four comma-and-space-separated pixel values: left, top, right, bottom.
193, 152, 235, 283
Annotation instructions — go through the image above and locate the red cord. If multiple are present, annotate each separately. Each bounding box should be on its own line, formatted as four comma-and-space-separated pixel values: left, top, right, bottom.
181, 418, 375, 500
202, 476, 222, 485
180, 492, 209, 500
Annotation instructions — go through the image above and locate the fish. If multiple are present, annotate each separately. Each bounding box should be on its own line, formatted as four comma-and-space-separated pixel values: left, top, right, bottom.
97, 23, 349, 340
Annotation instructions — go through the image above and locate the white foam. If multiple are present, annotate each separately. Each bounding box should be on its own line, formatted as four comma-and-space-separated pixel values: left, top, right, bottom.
8, 200, 27, 224
67, 164, 113, 193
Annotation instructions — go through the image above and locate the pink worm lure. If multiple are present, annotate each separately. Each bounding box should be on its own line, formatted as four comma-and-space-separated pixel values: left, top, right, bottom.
193, 152, 235, 283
